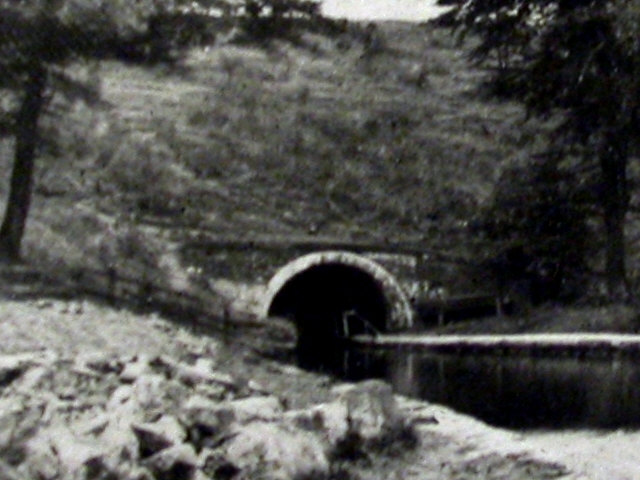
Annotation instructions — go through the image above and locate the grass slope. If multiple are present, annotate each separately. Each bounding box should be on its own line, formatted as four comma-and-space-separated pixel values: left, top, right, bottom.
0, 21, 547, 303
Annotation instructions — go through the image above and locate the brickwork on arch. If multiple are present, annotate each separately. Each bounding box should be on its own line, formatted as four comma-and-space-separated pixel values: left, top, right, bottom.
261, 251, 414, 331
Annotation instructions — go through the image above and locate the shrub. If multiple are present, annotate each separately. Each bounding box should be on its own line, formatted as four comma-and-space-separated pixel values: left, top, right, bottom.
476, 157, 593, 304
97, 133, 191, 217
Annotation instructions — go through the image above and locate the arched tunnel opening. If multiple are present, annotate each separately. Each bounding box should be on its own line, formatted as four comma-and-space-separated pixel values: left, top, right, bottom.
266, 263, 389, 369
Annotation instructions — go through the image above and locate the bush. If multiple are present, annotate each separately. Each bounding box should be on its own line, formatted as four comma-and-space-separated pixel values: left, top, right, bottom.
97, 132, 192, 217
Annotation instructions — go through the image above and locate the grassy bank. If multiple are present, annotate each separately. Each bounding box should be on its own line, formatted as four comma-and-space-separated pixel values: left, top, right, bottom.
0, 19, 636, 329
0, 22, 536, 289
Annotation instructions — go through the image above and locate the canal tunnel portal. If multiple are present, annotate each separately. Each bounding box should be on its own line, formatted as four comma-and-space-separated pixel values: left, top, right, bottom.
263, 252, 414, 352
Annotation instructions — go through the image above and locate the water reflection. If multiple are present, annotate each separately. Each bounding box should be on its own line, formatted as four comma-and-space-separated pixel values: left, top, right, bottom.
303, 347, 640, 430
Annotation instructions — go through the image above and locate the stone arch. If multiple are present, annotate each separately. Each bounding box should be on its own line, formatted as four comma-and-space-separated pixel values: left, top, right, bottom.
262, 251, 414, 332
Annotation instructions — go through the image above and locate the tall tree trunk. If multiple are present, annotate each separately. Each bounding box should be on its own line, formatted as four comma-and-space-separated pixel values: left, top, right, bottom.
0, 65, 47, 263
600, 136, 630, 300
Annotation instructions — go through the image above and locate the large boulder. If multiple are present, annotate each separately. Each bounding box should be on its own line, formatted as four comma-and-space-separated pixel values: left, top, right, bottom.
132, 415, 187, 458
220, 421, 329, 480
334, 379, 401, 440
287, 379, 403, 449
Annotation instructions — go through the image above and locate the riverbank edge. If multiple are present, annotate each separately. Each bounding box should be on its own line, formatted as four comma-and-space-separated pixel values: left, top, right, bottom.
351, 332, 640, 357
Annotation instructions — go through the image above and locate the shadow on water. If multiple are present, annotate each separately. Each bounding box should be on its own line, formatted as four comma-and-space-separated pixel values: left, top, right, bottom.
300, 345, 640, 430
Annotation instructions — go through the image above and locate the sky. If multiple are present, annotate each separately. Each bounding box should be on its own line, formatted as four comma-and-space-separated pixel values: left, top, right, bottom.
320, 0, 449, 22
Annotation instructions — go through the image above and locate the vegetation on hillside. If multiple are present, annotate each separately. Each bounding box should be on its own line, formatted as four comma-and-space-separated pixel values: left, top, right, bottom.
1, 20, 526, 267
439, 0, 640, 300
3, 0, 638, 310
0, 0, 188, 262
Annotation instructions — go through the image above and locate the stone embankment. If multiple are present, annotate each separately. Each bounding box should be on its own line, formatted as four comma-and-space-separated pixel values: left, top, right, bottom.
0, 347, 411, 480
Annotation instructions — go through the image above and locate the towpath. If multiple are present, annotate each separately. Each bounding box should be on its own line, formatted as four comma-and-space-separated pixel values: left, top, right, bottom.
352, 332, 640, 354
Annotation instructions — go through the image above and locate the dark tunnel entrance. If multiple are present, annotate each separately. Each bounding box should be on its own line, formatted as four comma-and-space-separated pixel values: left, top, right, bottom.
266, 263, 389, 368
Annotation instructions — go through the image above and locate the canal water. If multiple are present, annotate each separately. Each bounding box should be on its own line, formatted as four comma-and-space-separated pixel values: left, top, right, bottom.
300, 346, 640, 430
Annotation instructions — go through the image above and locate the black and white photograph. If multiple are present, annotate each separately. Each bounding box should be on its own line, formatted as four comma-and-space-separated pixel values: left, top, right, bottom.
1, 0, 640, 478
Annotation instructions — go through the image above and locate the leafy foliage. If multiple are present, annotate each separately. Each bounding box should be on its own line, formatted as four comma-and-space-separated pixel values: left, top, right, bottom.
0, 0, 192, 260
439, 0, 640, 297
477, 156, 593, 302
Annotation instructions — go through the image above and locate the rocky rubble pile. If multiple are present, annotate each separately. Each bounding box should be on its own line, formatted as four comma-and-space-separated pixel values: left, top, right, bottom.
0, 346, 412, 480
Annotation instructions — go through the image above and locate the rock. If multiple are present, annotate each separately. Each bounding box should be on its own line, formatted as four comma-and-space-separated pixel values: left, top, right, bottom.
0, 398, 47, 446
222, 421, 328, 480
114, 374, 186, 420
224, 395, 284, 424
292, 402, 350, 447
35, 299, 53, 309
144, 355, 236, 392
210, 371, 245, 392
193, 357, 216, 374
193, 382, 227, 402
12, 366, 52, 393
333, 380, 402, 441
103, 384, 148, 464
198, 448, 240, 480
132, 415, 187, 458
82, 456, 122, 480
76, 413, 111, 436
120, 356, 153, 383
181, 394, 284, 448
181, 395, 234, 430
0, 353, 36, 387
180, 395, 235, 450
108, 384, 135, 411
287, 380, 403, 450
125, 466, 155, 480
0, 353, 38, 369
0, 460, 26, 480
132, 375, 166, 413
23, 426, 102, 478
175, 363, 238, 391
247, 379, 270, 395
142, 443, 198, 480
16, 446, 59, 480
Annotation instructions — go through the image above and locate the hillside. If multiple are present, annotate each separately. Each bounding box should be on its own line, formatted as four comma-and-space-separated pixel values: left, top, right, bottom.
0, 21, 541, 285
3, 20, 640, 480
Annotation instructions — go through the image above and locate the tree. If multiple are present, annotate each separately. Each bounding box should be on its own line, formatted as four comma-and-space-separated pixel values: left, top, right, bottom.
478, 155, 592, 303
439, 0, 640, 298
0, 0, 181, 262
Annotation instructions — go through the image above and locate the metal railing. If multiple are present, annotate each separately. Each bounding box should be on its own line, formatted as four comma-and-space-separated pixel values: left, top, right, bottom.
339, 310, 380, 339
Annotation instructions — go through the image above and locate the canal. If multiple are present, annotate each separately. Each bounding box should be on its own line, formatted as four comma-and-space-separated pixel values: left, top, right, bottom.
300, 346, 640, 430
